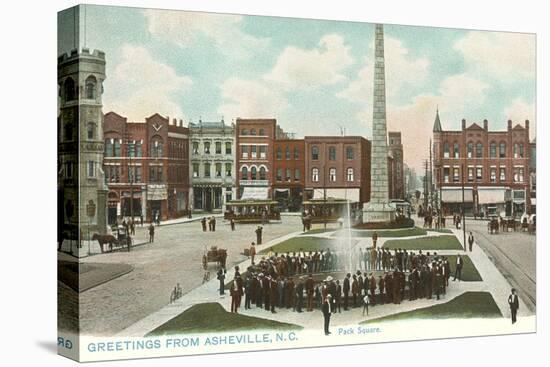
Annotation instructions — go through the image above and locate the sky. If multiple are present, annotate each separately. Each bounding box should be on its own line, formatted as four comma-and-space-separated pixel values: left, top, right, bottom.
58, 5, 536, 171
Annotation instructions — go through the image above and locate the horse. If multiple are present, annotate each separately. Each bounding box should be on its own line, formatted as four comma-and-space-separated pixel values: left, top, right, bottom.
487, 219, 499, 234
92, 233, 118, 253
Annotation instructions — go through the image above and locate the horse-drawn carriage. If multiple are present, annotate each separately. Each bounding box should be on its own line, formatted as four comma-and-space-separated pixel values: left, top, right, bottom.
202, 246, 227, 270
487, 216, 499, 234
92, 225, 133, 253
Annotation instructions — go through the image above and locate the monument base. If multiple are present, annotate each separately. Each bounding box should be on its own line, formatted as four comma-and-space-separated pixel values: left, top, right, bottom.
362, 202, 396, 223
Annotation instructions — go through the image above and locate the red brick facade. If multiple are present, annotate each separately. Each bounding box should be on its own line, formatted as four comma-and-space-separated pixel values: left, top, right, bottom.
272, 139, 305, 211
103, 112, 190, 224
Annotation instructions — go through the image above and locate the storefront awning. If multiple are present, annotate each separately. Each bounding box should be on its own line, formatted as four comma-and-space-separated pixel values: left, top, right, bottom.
241, 187, 268, 200
477, 188, 507, 205
312, 188, 360, 202
441, 188, 473, 203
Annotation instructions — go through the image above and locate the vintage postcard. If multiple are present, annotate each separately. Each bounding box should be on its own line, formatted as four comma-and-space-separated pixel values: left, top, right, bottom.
57, 4, 536, 362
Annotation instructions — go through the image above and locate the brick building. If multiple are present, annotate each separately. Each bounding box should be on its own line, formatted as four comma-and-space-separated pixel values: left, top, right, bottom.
388, 131, 405, 200
103, 112, 190, 224
304, 136, 371, 204
272, 139, 305, 211
189, 119, 235, 213
433, 109, 532, 216
235, 118, 277, 200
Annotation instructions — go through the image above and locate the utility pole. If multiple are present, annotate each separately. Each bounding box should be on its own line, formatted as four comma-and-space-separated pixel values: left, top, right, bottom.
461, 163, 466, 252
124, 130, 134, 252
429, 139, 434, 209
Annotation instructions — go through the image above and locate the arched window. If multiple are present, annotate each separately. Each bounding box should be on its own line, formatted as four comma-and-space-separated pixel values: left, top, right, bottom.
453, 142, 460, 158
250, 129, 257, 136
347, 168, 354, 182
241, 166, 248, 180
490, 142, 497, 158
476, 142, 483, 158
329, 168, 337, 182
276, 147, 282, 160
259, 128, 265, 136
151, 138, 164, 158
85, 76, 97, 99
259, 166, 267, 180
285, 146, 291, 160
241, 129, 248, 135
64, 77, 75, 101
443, 142, 450, 158
519, 143, 524, 158
250, 166, 257, 180
294, 147, 299, 159
513, 143, 520, 158
311, 146, 319, 160
467, 142, 474, 158
87, 122, 96, 140
346, 146, 354, 160
499, 142, 506, 158
312, 168, 319, 182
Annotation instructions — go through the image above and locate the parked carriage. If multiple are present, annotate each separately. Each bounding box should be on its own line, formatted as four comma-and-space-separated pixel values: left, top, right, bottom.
487, 216, 499, 234
202, 246, 227, 270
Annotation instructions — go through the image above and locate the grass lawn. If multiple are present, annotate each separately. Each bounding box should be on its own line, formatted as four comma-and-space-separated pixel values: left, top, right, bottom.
384, 235, 463, 251
446, 255, 482, 281
332, 227, 427, 238
147, 303, 302, 336
260, 237, 344, 254
361, 291, 502, 324
300, 228, 336, 235
428, 228, 453, 234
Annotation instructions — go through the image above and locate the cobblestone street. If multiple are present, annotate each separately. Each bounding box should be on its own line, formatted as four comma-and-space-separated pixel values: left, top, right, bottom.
76, 216, 302, 336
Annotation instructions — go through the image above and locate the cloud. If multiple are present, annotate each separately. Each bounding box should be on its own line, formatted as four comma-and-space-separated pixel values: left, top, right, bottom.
217, 77, 288, 120
454, 31, 535, 81
143, 9, 269, 60
338, 36, 430, 103
264, 34, 354, 90
103, 44, 192, 121
504, 98, 536, 139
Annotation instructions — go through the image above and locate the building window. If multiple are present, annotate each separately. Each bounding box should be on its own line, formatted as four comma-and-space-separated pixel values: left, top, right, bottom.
285, 146, 291, 160
127, 141, 136, 157
489, 142, 497, 158
329, 146, 336, 160
251, 145, 257, 158
276, 168, 282, 182
225, 142, 231, 155
87, 122, 96, 140
149, 166, 163, 182
346, 146, 354, 160
476, 167, 483, 180
259, 166, 267, 180
250, 129, 257, 136
347, 168, 354, 182
276, 147, 282, 160
64, 77, 76, 101
215, 142, 222, 154
453, 143, 460, 158
241, 129, 248, 135
85, 76, 97, 99
204, 142, 211, 154
294, 147, 299, 159
443, 142, 450, 158
500, 167, 506, 181
216, 163, 222, 177
513, 167, 524, 182
453, 167, 460, 182
490, 168, 497, 183
286, 168, 292, 181
114, 139, 121, 157
499, 142, 506, 158
225, 163, 232, 177
259, 128, 265, 136
151, 139, 163, 158
241, 166, 248, 180
192, 163, 199, 178
312, 168, 319, 182
64, 123, 73, 141
467, 142, 474, 158
251, 166, 257, 180
468, 167, 474, 182
329, 168, 336, 182
241, 145, 248, 158
519, 143, 524, 158
312, 146, 319, 160
135, 141, 142, 157
87, 161, 97, 178
204, 163, 211, 178
260, 146, 267, 158
104, 139, 113, 157
443, 167, 450, 183
294, 169, 300, 181
192, 142, 199, 154
476, 143, 483, 158
128, 166, 142, 183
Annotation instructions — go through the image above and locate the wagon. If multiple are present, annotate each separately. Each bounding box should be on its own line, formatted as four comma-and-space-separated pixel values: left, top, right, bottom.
202, 246, 227, 270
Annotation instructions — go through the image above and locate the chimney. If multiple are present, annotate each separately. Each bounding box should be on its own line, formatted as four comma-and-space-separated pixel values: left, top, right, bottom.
461, 118, 466, 130
172, 118, 177, 125
483, 119, 488, 130
508, 119, 512, 130
525, 119, 530, 134
179, 119, 183, 127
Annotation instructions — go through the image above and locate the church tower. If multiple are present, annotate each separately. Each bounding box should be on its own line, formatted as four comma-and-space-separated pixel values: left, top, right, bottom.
58, 48, 108, 256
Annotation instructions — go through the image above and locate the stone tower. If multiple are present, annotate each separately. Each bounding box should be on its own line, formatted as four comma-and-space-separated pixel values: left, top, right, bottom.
58, 48, 108, 256
364, 24, 395, 222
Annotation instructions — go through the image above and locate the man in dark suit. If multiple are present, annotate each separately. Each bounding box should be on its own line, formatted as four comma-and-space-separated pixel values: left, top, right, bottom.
468, 232, 474, 252
217, 266, 226, 295
343, 273, 351, 311
295, 277, 304, 312
508, 288, 520, 324
305, 274, 315, 311
322, 295, 333, 335
453, 255, 463, 281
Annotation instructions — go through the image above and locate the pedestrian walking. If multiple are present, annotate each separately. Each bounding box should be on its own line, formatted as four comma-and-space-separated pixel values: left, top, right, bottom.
249, 242, 256, 265
322, 295, 333, 335
256, 225, 263, 245
453, 255, 463, 281
148, 223, 155, 243
217, 266, 226, 296
468, 232, 474, 252
362, 293, 370, 316
230, 218, 235, 231
508, 288, 519, 324
201, 217, 207, 232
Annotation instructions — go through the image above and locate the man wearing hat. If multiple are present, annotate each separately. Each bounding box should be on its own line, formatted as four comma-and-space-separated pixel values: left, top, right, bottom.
508, 288, 520, 324
322, 294, 333, 335
343, 273, 351, 311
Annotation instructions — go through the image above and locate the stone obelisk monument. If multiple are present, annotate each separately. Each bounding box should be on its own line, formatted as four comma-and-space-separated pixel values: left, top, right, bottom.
364, 24, 396, 222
